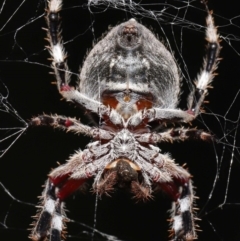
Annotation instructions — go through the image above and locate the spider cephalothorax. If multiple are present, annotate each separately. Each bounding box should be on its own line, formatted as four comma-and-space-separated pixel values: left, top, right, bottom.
29, 0, 220, 241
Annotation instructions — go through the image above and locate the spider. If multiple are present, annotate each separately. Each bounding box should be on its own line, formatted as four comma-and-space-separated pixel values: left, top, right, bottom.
29, 0, 220, 240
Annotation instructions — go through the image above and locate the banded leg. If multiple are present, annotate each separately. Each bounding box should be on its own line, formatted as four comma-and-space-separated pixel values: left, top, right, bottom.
160, 179, 197, 241
171, 181, 196, 241
137, 10, 220, 126
167, 128, 212, 142
46, 0, 69, 91
46, 0, 111, 116
30, 180, 66, 241
30, 150, 90, 241
30, 114, 114, 140
187, 9, 220, 116
135, 128, 212, 144
30, 175, 88, 240
160, 179, 196, 241
148, 156, 197, 241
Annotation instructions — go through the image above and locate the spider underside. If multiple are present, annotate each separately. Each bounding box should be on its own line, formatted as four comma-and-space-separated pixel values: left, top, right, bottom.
29, 0, 220, 241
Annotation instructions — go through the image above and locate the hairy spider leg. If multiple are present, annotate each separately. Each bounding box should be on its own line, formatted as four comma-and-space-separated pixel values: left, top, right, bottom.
46, 0, 220, 128
31, 180, 65, 241
160, 179, 196, 241
135, 10, 221, 126
46, 0, 126, 127
30, 173, 88, 241
30, 114, 114, 140
29, 114, 114, 241
187, 9, 220, 116
46, 0, 69, 91
31, 142, 102, 241
29, 1, 220, 241
46, 0, 113, 118
134, 127, 213, 145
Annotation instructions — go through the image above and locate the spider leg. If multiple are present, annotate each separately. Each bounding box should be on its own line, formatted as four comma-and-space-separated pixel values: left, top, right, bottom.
130, 10, 220, 126
30, 114, 114, 140
30, 139, 115, 241
30, 150, 95, 241
46, 0, 129, 126
46, 0, 69, 91
30, 176, 87, 241
187, 9, 220, 116
161, 179, 196, 241
137, 152, 196, 240
30, 179, 67, 241
135, 128, 212, 144
158, 170, 196, 241
46, 0, 111, 117
167, 128, 212, 142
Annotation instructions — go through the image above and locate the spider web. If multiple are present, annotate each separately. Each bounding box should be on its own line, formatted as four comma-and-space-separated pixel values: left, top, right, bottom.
0, 0, 240, 240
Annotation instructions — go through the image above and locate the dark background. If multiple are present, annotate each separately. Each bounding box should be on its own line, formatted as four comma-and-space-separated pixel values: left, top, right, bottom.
1, 0, 240, 241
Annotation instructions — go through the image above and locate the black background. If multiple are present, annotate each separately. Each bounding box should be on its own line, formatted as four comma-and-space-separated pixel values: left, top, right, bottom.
1, 0, 240, 241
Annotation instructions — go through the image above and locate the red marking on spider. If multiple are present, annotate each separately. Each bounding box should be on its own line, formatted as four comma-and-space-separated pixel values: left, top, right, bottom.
65, 119, 73, 127
57, 179, 86, 200
60, 85, 72, 91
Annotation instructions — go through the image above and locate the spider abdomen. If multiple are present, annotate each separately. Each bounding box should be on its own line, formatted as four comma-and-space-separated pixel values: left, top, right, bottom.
80, 19, 180, 109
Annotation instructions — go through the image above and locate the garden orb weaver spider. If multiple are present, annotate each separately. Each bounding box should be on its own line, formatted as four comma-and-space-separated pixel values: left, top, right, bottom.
29, 0, 220, 240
